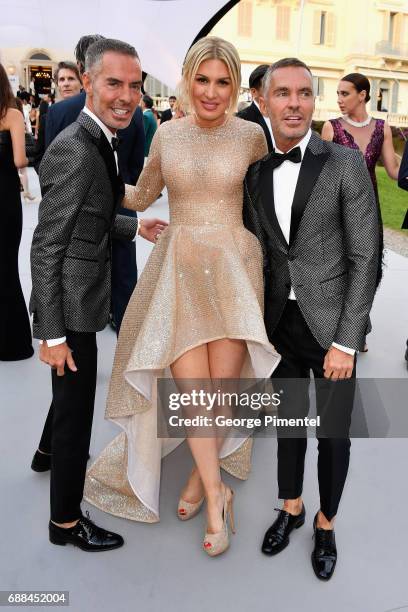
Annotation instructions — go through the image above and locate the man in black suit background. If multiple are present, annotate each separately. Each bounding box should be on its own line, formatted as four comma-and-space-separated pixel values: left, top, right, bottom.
159, 95, 176, 124
237, 64, 272, 152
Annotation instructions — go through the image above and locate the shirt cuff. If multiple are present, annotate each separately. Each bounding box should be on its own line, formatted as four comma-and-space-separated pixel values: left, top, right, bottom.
39, 337, 66, 347
332, 342, 356, 356
133, 217, 141, 241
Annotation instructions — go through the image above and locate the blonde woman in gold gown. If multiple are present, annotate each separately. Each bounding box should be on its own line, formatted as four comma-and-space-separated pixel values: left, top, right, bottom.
84, 37, 280, 556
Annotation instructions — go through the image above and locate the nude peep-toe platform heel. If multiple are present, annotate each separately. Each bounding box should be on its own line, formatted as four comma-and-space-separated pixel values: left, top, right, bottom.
203, 487, 235, 557
177, 496, 205, 521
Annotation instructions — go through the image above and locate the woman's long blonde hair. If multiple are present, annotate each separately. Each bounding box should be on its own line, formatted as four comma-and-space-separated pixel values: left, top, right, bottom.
178, 36, 241, 116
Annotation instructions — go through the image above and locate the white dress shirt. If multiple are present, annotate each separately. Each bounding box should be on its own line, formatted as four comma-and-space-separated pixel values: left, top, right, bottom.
270, 129, 355, 356
82, 106, 118, 172
40, 107, 120, 347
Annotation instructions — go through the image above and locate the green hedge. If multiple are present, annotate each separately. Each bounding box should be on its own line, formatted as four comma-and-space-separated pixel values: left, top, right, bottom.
377, 167, 407, 231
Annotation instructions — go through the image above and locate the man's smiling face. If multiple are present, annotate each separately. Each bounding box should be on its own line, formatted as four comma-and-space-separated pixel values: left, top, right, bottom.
83, 51, 142, 133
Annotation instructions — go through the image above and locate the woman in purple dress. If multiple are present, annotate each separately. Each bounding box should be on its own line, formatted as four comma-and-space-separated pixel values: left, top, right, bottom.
322, 73, 400, 349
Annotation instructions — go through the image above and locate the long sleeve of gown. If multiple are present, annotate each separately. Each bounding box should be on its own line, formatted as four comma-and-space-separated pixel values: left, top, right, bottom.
249, 124, 268, 164
123, 128, 165, 211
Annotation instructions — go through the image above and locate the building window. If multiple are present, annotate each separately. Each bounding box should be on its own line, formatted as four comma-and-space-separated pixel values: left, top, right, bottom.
313, 76, 324, 99
276, 6, 290, 41
29, 52, 51, 61
388, 12, 396, 42
320, 12, 326, 44
313, 11, 335, 46
377, 80, 390, 112
238, 0, 253, 37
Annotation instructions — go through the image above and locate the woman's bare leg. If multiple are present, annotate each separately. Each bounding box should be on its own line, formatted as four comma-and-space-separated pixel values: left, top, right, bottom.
171, 344, 221, 531
172, 339, 247, 533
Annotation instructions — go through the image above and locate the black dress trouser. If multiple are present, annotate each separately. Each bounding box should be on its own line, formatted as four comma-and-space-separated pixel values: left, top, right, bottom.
42, 330, 97, 523
271, 300, 356, 521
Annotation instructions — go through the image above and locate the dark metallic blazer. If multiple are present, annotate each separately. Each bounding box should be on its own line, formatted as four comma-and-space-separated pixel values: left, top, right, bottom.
243, 131, 379, 351
30, 111, 137, 339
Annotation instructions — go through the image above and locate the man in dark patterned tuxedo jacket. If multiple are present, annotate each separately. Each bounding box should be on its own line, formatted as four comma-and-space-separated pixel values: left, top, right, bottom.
30, 38, 166, 552
243, 58, 379, 580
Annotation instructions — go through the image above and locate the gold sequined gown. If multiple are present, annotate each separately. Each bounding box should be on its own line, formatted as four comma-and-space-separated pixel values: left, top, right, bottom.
84, 116, 281, 522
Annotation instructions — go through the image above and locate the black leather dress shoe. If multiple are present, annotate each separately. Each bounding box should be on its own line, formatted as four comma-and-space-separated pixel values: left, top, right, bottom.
31, 451, 91, 472
311, 513, 337, 580
262, 504, 306, 556
31, 450, 52, 472
49, 512, 124, 552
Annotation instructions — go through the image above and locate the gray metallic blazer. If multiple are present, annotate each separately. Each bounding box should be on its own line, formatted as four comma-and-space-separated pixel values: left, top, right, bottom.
30, 111, 138, 339
243, 131, 379, 352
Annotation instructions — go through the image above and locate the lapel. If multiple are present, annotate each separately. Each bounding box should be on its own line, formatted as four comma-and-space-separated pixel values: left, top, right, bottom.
76, 111, 125, 212
258, 131, 330, 250
259, 158, 289, 250
289, 135, 330, 245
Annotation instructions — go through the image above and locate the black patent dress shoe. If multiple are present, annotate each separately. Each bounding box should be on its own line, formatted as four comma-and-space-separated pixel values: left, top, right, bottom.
31, 451, 91, 472
31, 450, 52, 472
311, 513, 337, 580
49, 512, 124, 552
262, 504, 306, 556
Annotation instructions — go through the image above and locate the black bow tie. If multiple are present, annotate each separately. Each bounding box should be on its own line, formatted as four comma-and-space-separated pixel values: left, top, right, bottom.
268, 146, 302, 169
111, 137, 120, 152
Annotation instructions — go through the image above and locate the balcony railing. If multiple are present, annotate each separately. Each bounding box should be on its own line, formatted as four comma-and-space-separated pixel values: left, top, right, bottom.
376, 40, 408, 58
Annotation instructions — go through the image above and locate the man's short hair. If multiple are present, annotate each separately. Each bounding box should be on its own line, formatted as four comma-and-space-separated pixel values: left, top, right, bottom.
263, 58, 313, 96
249, 64, 269, 91
85, 38, 139, 76
54, 61, 81, 83
169, 95, 177, 101
142, 94, 154, 109
75, 34, 105, 74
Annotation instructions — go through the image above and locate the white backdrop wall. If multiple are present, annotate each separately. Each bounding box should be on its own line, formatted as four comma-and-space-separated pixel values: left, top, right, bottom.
0, 0, 239, 88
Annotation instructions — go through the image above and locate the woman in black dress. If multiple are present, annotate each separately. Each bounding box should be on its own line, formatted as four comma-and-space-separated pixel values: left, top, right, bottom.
0, 63, 34, 360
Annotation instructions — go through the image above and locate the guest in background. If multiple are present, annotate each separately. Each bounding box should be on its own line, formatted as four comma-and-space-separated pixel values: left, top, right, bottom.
0, 63, 34, 360
33, 93, 52, 171
159, 95, 176, 124
237, 64, 272, 151
141, 94, 157, 157
20, 92, 32, 134
54, 61, 82, 100
171, 100, 186, 120
321, 73, 400, 350
29, 95, 37, 135
15, 97, 36, 201
16, 84, 26, 98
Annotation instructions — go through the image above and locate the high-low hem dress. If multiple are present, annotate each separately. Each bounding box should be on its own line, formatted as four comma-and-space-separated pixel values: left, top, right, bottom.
84, 116, 281, 522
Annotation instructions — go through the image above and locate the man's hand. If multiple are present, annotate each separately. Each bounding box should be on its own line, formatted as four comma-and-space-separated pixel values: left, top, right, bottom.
138, 218, 168, 243
39, 342, 77, 377
323, 346, 354, 380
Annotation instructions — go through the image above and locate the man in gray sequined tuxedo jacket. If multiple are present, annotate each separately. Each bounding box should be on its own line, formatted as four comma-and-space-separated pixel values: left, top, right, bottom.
243, 58, 379, 580
29, 38, 165, 552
